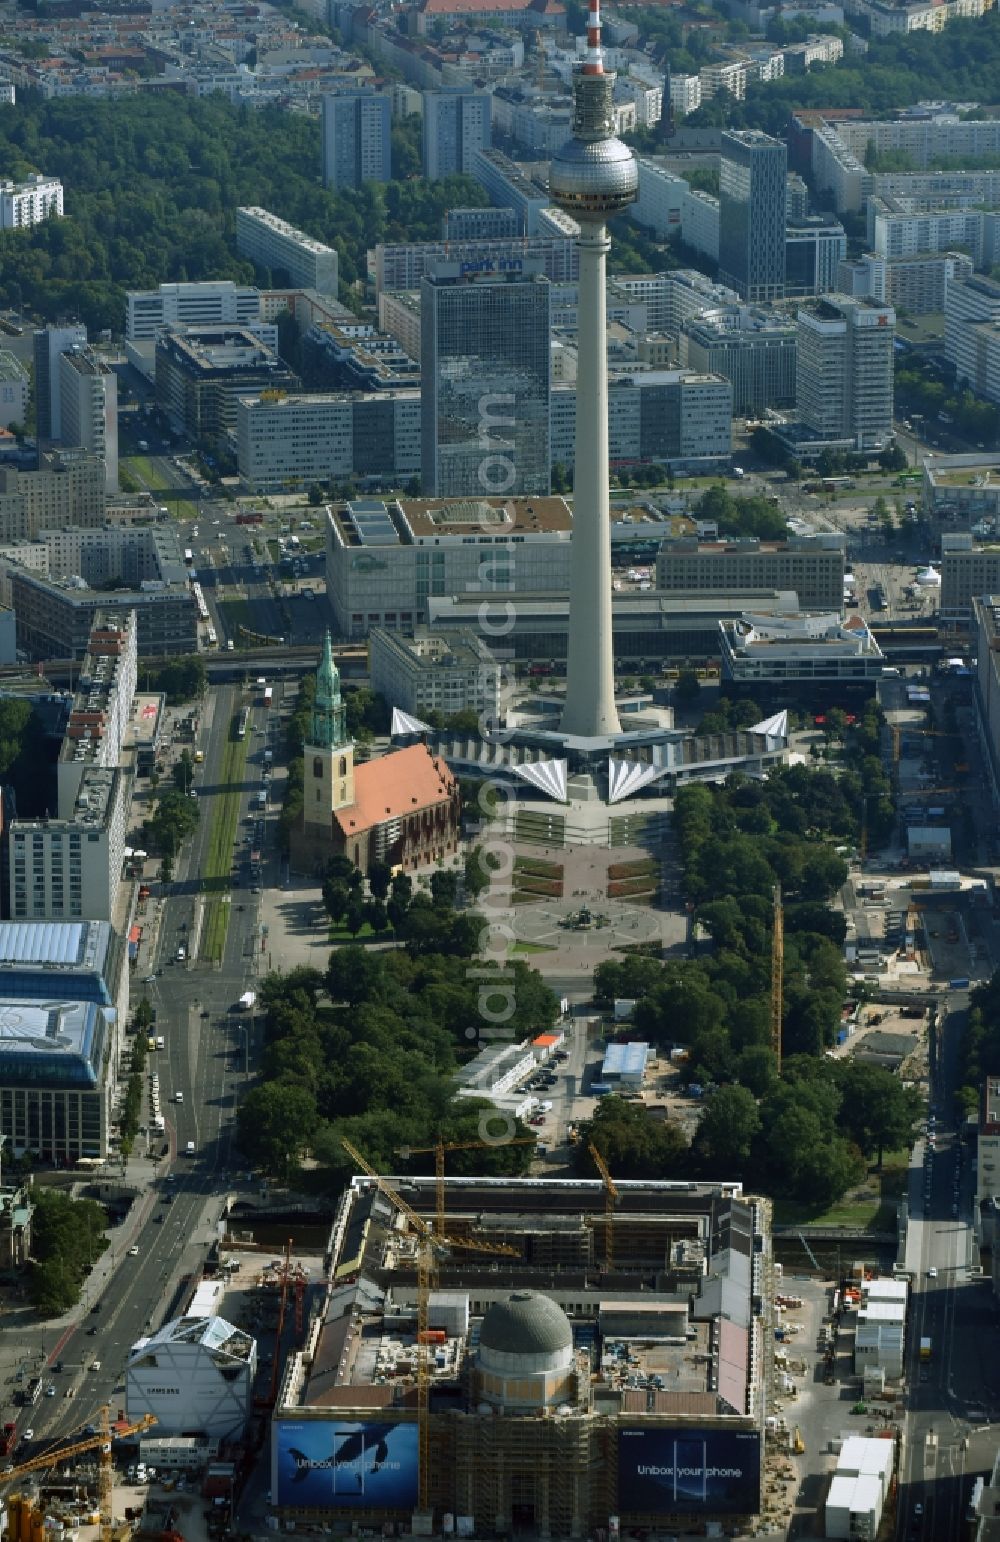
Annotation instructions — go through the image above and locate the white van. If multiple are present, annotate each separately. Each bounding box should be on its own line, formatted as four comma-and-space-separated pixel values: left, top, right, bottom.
175, 1091, 183, 1104
186, 1140, 195, 1155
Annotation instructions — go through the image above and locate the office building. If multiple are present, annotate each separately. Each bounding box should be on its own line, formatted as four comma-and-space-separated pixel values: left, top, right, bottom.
0, 997, 113, 1162
421, 263, 550, 497
126, 1315, 256, 1440
7, 552, 196, 661
235, 207, 339, 297
941, 533, 1000, 622
272, 1173, 769, 1533
0, 351, 28, 430
325, 494, 574, 637
125, 281, 262, 342
720, 610, 884, 686
923, 453, 1000, 523
784, 216, 846, 298
321, 90, 392, 190
0, 448, 104, 541
8, 765, 127, 922
657, 533, 846, 611
33, 324, 87, 442
795, 295, 895, 451
56, 610, 137, 816
680, 307, 796, 414
972, 595, 1000, 817
155, 326, 298, 448
719, 130, 787, 303
0, 919, 127, 1027
945, 273, 1000, 387
369, 626, 501, 721
0, 174, 62, 229
615, 270, 740, 334
550, 371, 732, 469
471, 148, 549, 234
236, 390, 421, 493
423, 89, 492, 179
442, 206, 520, 241
58, 346, 118, 492
375, 234, 578, 295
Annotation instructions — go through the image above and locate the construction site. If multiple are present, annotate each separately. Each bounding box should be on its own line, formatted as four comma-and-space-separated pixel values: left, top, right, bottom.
271, 1153, 777, 1538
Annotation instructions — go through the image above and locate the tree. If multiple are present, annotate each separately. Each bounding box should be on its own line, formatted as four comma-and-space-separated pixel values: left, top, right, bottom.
368, 860, 391, 901
345, 899, 365, 938
694, 1084, 760, 1173
430, 869, 459, 909
674, 669, 701, 708
836, 1062, 923, 1167
364, 898, 389, 934
236, 1082, 318, 1178
322, 878, 351, 924
464, 845, 491, 902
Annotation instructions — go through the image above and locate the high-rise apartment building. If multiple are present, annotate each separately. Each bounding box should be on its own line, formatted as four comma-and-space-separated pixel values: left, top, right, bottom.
33, 323, 87, 441
0, 174, 62, 228
945, 273, 1000, 386
235, 208, 339, 296
322, 91, 392, 190
422, 89, 492, 179
58, 346, 118, 492
420, 263, 551, 497
719, 129, 787, 303
796, 294, 895, 450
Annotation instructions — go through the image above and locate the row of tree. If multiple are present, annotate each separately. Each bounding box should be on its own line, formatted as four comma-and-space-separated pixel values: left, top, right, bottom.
30, 1188, 107, 1315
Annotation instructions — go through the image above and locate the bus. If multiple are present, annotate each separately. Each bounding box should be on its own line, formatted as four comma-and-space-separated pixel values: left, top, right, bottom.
183, 548, 194, 566
236, 706, 250, 740
263, 686, 273, 709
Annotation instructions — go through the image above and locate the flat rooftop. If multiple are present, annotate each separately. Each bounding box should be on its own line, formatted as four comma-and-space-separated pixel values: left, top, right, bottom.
331, 495, 574, 548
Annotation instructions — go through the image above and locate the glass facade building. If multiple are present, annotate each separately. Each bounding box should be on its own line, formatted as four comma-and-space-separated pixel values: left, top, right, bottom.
0, 998, 110, 1161
719, 130, 787, 304
420, 263, 551, 497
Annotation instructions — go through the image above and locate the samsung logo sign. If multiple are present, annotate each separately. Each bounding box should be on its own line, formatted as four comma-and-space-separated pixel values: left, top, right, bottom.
145, 1387, 181, 1395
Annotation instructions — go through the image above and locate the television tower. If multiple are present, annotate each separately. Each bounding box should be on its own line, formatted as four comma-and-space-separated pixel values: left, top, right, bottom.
549, 2, 637, 739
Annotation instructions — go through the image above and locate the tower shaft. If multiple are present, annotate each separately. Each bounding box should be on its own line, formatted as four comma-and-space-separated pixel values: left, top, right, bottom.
560, 221, 620, 739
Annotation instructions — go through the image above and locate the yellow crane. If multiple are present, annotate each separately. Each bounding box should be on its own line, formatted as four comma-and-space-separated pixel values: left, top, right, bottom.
341, 1139, 517, 1515
587, 1142, 619, 1271
395, 1135, 537, 1240
2, 1406, 157, 1542
890, 723, 959, 762
771, 882, 783, 1072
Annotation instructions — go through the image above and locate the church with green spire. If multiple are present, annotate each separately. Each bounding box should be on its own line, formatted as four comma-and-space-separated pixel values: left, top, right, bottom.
303, 630, 355, 828
290, 631, 460, 876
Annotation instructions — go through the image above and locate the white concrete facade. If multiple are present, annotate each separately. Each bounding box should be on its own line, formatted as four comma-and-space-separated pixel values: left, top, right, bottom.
236, 207, 338, 296
126, 1315, 256, 1440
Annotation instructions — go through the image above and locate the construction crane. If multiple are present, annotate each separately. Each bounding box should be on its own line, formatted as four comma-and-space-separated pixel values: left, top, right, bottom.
771, 882, 783, 1072
256, 1238, 309, 1409
395, 1135, 536, 1240
2, 1406, 156, 1542
890, 723, 959, 762
342, 1139, 517, 1514
587, 1143, 619, 1271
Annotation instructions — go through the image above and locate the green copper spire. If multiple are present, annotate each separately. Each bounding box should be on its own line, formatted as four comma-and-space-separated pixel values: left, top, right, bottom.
311, 630, 349, 748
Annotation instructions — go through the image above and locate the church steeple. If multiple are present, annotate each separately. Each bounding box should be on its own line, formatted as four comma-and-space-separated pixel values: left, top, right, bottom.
303, 632, 355, 830
311, 630, 349, 749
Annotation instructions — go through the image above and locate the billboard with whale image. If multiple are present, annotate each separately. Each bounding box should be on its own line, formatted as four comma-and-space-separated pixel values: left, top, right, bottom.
274, 1420, 418, 1509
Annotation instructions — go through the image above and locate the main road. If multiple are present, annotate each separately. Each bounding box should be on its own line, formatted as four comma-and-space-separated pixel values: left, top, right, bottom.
17, 680, 276, 1454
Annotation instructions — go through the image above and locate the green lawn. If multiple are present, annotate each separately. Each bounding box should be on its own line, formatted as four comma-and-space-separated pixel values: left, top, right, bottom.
199, 727, 250, 964
216, 598, 255, 636
120, 455, 200, 520
511, 940, 556, 954
773, 1151, 908, 1232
